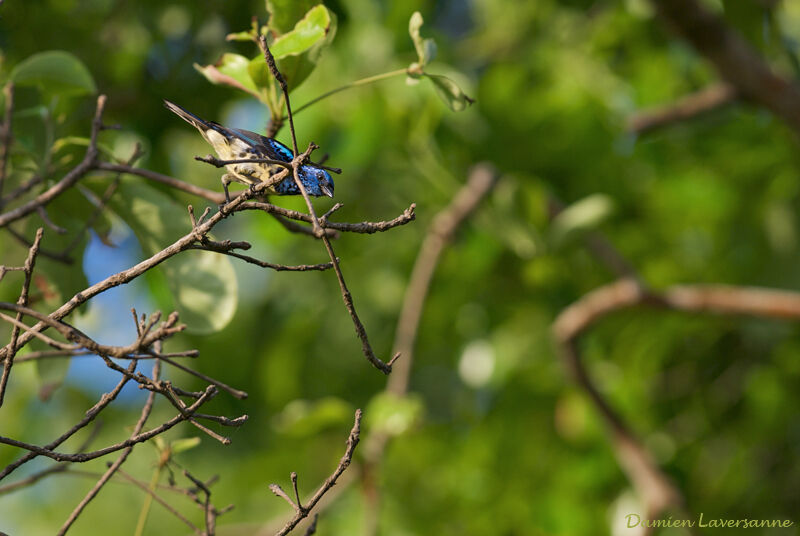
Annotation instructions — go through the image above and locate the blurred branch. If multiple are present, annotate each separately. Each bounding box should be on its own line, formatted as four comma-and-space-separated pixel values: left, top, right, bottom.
651, 0, 800, 134
0, 82, 14, 206
388, 164, 498, 394
626, 83, 737, 135
553, 277, 800, 519
361, 163, 498, 535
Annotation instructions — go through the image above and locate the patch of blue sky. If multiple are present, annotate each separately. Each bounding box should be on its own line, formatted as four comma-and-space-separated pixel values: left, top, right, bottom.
67, 224, 155, 403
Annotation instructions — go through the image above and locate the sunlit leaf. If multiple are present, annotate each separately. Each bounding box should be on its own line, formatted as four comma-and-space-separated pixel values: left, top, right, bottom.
195, 53, 261, 99
266, 0, 319, 35
11, 51, 96, 97
270, 5, 332, 59
247, 56, 272, 92
254, 5, 337, 91
225, 30, 256, 42
424, 73, 474, 112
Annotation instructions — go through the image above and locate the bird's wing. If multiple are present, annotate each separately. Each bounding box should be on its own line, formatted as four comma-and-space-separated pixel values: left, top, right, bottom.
229, 128, 295, 162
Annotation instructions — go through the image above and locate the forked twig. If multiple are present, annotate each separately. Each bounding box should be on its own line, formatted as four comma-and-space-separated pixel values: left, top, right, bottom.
270, 409, 362, 536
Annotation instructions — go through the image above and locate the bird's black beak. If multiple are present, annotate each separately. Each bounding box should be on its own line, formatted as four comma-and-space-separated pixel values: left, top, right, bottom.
320, 184, 334, 198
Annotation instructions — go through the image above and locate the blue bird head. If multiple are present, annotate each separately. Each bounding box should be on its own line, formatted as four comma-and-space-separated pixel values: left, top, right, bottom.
275, 165, 334, 197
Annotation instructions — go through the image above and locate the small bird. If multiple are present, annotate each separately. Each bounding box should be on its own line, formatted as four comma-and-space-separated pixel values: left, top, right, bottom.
163, 100, 334, 202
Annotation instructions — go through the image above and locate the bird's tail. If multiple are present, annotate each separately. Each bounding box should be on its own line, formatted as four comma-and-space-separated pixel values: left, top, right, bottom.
163, 100, 210, 131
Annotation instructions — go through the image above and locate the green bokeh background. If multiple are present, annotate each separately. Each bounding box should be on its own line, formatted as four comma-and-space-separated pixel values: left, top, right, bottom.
1, 0, 799, 534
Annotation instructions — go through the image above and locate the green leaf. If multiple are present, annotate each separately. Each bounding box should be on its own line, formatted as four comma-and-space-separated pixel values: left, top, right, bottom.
549, 193, 615, 246
270, 5, 332, 59
195, 53, 261, 99
424, 74, 474, 112
247, 55, 272, 91
266, 0, 319, 35
225, 30, 256, 42
109, 180, 238, 334
170, 437, 201, 454
254, 5, 337, 91
11, 51, 96, 97
408, 11, 437, 66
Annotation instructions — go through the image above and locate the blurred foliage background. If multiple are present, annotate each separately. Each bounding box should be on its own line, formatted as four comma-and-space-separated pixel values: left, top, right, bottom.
1, 0, 800, 534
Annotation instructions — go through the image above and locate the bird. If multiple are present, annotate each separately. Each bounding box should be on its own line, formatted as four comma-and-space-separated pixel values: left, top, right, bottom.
163, 100, 334, 203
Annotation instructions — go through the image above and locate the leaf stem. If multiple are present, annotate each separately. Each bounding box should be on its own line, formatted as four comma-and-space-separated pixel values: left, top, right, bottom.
133, 464, 162, 536
288, 68, 409, 117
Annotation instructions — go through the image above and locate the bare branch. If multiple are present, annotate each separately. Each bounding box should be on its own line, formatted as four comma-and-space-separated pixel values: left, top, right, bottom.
57, 361, 160, 535
271, 409, 362, 536
0, 361, 136, 480
97, 162, 226, 204
552, 277, 800, 518
0, 227, 43, 406
115, 467, 202, 535
240, 202, 416, 234
0, 386, 217, 464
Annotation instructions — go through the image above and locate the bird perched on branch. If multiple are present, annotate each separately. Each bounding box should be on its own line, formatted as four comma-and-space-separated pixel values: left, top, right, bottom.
164, 100, 334, 202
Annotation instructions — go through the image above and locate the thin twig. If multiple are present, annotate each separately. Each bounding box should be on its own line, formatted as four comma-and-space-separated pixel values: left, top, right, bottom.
60, 146, 143, 258
188, 243, 334, 272
0, 227, 43, 407
57, 361, 159, 535
115, 467, 202, 535
240, 202, 416, 234
257, 36, 402, 374
0, 386, 217, 464
1, 174, 44, 205
258, 36, 299, 156
156, 353, 248, 400
0, 361, 136, 480
271, 409, 362, 536
0, 422, 104, 496
5, 225, 72, 263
